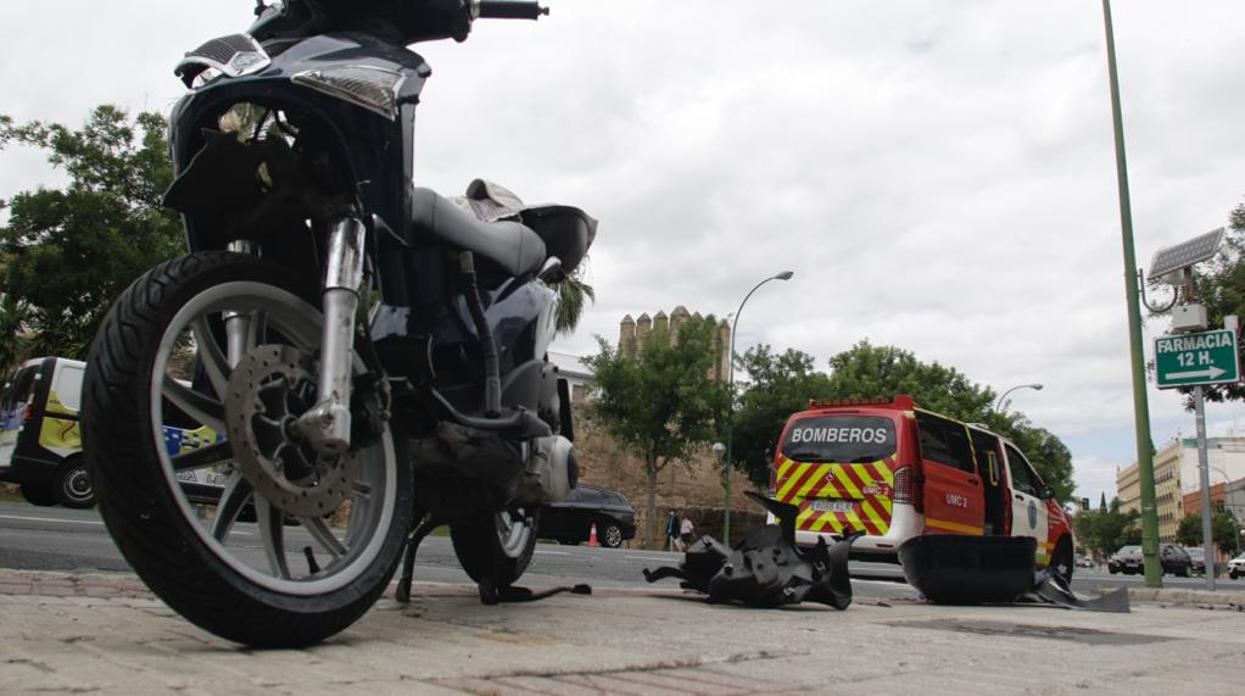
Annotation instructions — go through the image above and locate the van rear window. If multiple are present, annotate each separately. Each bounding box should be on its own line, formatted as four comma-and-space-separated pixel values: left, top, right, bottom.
781, 416, 896, 463
1, 365, 39, 411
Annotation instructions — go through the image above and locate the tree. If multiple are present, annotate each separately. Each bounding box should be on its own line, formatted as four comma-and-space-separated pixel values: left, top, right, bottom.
1177, 510, 1241, 555
822, 340, 1076, 502
824, 340, 995, 418
0, 106, 184, 365
555, 270, 595, 336
584, 316, 728, 548
1184, 201, 1245, 405
1071, 497, 1140, 559
731, 345, 832, 486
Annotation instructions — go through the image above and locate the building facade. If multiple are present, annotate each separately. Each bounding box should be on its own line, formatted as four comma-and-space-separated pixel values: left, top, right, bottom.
1117, 436, 1245, 543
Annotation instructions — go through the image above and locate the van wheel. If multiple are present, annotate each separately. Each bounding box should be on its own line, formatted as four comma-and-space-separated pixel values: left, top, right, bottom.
19, 482, 56, 507
54, 457, 95, 508
1050, 537, 1074, 584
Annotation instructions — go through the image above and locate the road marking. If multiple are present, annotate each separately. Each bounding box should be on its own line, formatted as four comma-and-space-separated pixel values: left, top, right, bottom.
625, 554, 675, 562
0, 514, 105, 526
534, 549, 573, 556
0, 513, 254, 536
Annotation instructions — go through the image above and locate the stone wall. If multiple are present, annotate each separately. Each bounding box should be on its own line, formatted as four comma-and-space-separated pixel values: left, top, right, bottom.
573, 409, 767, 549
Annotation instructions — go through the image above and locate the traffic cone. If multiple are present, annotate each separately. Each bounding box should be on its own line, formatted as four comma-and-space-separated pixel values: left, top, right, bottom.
588, 523, 599, 547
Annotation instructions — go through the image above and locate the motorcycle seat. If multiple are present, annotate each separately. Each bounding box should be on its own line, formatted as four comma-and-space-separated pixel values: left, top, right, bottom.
409, 187, 547, 277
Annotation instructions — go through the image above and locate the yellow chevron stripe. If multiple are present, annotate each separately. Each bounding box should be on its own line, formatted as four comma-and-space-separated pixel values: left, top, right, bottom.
925, 517, 984, 535
875, 495, 893, 515
776, 461, 809, 500
796, 506, 817, 529
872, 460, 894, 485
831, 467, 863, 500
811, 511, 842, 533
858, 498, 888, 533
796, 465, 829, 500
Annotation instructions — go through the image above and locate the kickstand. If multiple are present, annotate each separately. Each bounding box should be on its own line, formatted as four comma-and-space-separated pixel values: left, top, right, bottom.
395, 512, 440, 604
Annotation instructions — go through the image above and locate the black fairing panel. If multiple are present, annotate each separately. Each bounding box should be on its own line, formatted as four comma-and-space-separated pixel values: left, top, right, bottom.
167, 32, 428, 256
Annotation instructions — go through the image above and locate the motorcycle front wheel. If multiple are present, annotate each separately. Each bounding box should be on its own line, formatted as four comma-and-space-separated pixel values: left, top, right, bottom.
82, 251, 412, 647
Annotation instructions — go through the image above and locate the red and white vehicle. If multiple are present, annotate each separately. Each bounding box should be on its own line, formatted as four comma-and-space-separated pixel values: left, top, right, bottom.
771, 395, 1075, 579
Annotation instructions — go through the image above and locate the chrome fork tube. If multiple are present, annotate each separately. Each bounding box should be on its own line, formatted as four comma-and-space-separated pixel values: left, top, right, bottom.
224, 240, 256, 367
294, 217, 367, 455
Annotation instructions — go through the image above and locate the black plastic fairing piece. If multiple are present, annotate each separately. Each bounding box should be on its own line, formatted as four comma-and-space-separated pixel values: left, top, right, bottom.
643, 492, 860, 610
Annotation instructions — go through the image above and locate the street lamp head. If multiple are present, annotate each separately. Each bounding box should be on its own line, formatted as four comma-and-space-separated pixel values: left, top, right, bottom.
774, 271, 794, 281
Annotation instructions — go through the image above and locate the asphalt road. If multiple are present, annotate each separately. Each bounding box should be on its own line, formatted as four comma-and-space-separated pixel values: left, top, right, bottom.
3, 501, 1241, 599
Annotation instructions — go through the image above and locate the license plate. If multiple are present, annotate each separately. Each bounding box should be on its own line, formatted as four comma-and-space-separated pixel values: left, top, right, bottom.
810, 499, 854, 513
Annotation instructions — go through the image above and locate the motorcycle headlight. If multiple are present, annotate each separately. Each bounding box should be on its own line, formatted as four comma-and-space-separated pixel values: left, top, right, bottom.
291, 66, 406, 120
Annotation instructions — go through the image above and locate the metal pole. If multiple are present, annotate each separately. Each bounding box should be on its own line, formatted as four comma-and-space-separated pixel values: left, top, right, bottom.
723, 272, 792, 542
1101, 0, 1162, 587
1194, 386, 1216, 590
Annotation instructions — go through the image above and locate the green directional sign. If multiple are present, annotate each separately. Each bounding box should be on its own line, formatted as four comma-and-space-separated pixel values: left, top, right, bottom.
1154, 329, 1241, 389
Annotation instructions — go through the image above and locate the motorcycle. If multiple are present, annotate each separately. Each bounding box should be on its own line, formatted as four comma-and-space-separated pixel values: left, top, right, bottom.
81, 0, 593, 648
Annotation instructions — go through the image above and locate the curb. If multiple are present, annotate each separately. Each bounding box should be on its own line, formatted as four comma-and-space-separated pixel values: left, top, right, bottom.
1127, 585, 1245, 607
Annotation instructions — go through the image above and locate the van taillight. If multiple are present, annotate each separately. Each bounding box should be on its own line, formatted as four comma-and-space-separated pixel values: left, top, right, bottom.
893, 466, 913, 505
22, 404, 33, 422
768, 465, 777, 495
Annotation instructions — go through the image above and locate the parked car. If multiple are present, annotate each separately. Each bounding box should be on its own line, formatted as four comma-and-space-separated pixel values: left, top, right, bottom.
1228, 553, 1245, 580
1107, 545, 1142, 574
1108, 543, 1191, 576
1075, 555, 1095, 568
538, 483, 636, 548
1186, 547, 1206, 575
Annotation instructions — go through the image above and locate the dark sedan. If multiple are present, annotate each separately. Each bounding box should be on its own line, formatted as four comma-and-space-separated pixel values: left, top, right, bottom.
1107, 543, 1191, 576
539, 483, 636, 548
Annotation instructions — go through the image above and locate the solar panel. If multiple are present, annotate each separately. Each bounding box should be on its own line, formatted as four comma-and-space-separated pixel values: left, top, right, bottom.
1148, 228, 1225, 280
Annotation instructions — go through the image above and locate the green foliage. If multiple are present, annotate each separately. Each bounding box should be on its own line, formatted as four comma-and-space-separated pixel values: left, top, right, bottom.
555, 269, 595, 336
822, 340, 1076, 502
825, 340, 995, 417
1187, 201, 1245, 405
731, 345, 832, 486
1177, 510, 1241, 555
0, 105, 184, 365
1072, 497, 1140, 559
585, 316, 729, 546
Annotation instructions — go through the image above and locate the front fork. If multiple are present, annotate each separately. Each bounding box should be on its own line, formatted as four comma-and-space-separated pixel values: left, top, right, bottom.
292, 217, 368, 455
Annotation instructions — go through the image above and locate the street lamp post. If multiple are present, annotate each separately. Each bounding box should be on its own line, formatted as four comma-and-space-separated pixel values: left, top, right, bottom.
994, 383, 1043, 413
723, 270, 794, 543
1100, 0, 1162, 589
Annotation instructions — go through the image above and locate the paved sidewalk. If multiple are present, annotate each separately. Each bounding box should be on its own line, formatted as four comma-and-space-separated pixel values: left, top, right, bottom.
1, 569, 1242, 695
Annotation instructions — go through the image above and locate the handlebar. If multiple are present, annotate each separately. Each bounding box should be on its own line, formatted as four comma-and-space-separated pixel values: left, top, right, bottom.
476, 1, 548, 20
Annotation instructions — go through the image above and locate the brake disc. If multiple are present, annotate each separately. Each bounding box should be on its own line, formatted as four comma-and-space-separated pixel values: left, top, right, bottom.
224, 344, 359, 518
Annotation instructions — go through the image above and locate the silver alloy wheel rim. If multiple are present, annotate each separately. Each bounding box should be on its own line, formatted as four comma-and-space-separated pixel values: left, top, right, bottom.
63, 466, 92, 502
149, 280, 397, 596
604, 525, 622, 547
495, 510, 532, 559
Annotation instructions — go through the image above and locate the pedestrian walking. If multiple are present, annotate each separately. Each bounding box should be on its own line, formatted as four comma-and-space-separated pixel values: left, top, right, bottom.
679, 515, 695, 550
666, 510, 681, 552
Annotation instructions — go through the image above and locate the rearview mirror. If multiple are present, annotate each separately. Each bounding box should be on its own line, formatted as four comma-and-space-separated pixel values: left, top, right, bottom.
1040, 485, 1055, 501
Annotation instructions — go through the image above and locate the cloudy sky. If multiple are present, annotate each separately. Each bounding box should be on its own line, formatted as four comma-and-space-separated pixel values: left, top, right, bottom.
3, 1, 1245, 503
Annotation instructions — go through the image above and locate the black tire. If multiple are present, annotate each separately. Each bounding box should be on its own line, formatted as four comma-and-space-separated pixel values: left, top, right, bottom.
52, 457, 94, 508
450, 509, 539, 589
598, 521, 624, 549
19, 482, 56, 507
1230, 570, 1241, 580
82, 252, 413, 648
1176, 565, 1189, 578
1050, 537, 1074, 584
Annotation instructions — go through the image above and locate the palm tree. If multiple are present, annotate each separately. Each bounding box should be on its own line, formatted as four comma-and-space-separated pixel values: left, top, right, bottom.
555, 268, 595, 336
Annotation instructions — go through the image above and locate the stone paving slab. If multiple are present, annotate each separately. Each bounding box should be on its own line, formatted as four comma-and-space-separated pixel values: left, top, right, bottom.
0, 569, 1242, 695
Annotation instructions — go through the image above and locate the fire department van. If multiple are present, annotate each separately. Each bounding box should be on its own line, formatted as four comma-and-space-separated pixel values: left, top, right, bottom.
772, 395, 1074, 579
1, 357, 227, 508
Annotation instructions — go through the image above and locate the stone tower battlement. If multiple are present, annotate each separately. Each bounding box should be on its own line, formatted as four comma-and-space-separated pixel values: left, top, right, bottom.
618, 307, 731, 382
